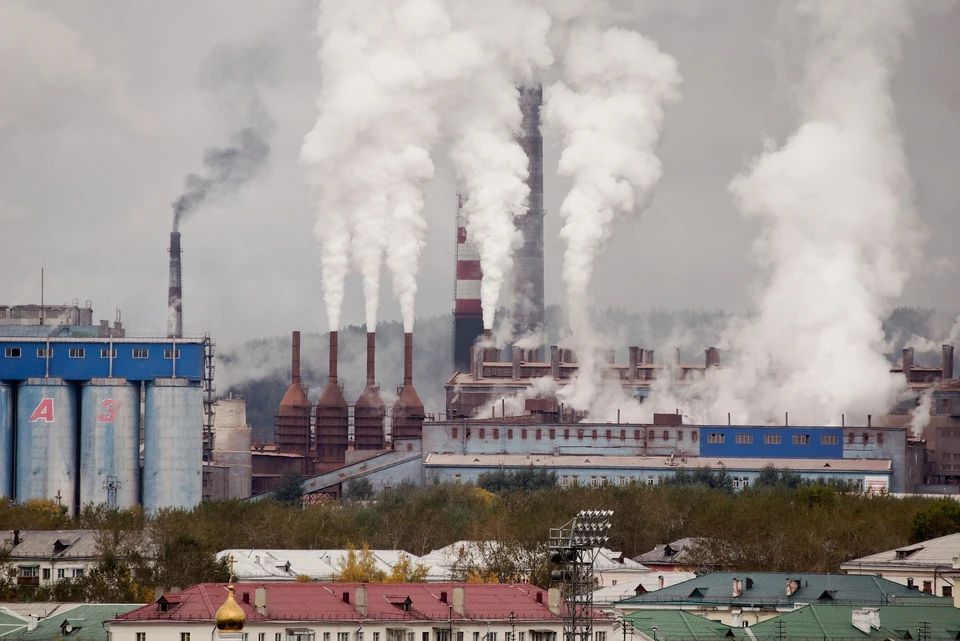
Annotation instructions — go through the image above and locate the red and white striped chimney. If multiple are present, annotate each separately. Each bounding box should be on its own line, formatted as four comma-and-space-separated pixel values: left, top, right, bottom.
453, 193, 484, 372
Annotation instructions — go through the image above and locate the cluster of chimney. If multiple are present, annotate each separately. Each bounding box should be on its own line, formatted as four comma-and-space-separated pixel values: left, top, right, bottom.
901, 345, 955, 383
275, 330, 425, 474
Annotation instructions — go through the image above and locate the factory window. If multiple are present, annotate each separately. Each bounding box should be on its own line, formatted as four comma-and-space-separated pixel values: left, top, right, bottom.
862, 433, 870, 444
764, 434, 782, 445
164, 349, 181, 359
258, 635, 265, 641
677, 430, 684, 441
878, 432, 883, 445
522, 429, 527, 439
536, 429, 542, 440
507, 429, 513, 439
923, 581, 933, 594
663, 430, 669, 440
647, 477, 655, 486
100, 348, 116, 358
578, 430, 584, 440
944, 585, 953, 598
374, 634, 380, 641
549, 429, 555, 439
605, 429, 611, 440
648, 430, 655, 440
707, 433, 724, 444
735, 433, 753, 444
691, 431, 699, 442
591, 429, 597, 439
68, 348, 85, 359
136, 634, 146, 641
564, 429, 570, 440
620, 430, 626, 441
596, 633, 606, 641
847, 432, 854, 444
600, 476, 607, 485
324, 634, 330, 641
733, 477, 750, 489
493, 428, 499, 439
339, 633, 349, 641
4, 348, 20, 358
37, 348, 52, 358
478, 429, 485, 439
821, 434, 838, 445
132, 349, 149, 359
634, 430, 640, 440
452, 428, 458, 439
619, 476, 628, 486
561, 476, 569, 487
793, 434, 811, 445
182, 634, 192, 641
571, 476, 578, 485
590, 476, 598, 487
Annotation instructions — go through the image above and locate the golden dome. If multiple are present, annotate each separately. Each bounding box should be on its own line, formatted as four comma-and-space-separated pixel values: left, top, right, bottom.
215, 585, 246, 632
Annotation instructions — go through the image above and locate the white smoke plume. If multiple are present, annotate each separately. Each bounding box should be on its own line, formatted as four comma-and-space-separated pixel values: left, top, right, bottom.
542, 23, 680, 414
447, 2, 553, 330
301, 0, 483, 333
909, 389, 933, 438
651, 0, 921, 425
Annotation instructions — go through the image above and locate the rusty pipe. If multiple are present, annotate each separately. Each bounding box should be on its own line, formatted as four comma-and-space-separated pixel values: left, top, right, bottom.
404, 332, 413, 386
366, 332, 376, 386
329, 331, 338, 383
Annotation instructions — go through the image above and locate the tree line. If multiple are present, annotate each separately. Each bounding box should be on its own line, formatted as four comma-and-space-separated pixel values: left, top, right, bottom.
2, 479, 959, 604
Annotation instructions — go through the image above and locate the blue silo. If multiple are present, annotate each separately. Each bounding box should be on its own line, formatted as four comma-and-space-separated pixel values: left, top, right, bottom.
143, 378, 202, 511
16, 378, 78, 514
80, 378, 140, 509
0, 383, 13, 499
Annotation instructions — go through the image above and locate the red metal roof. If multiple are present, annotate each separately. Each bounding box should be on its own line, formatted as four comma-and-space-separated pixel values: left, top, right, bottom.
115, 583, 572, 623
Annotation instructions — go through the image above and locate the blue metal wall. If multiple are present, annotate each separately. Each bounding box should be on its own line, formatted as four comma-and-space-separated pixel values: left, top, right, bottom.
80, 379, 141, 509
698, 426, 843, 459
0, 339, 205, 382
143, 379, 203, 512
0, 383, 12, 499
16, 378, 78, 514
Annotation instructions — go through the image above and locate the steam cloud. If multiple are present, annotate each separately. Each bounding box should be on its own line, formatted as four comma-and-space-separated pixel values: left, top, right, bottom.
650, 0, 921, 425
171, 45, 275, 231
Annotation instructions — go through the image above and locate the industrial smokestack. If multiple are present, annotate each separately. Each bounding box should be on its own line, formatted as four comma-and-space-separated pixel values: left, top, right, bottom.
393, 332, 425, 441
329, 331, 339, 383
943, 344, 954, 380
291, 331, 301, 385
628, 347, 639, 381
366, 332, 376, 385
902, 347, 914, 383
404, 332, 413, 386
512, 84, 545, 343
167, 231, 183, 338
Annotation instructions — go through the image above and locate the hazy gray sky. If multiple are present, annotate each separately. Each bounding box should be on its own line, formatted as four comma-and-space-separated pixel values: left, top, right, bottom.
1, 1, 957, 346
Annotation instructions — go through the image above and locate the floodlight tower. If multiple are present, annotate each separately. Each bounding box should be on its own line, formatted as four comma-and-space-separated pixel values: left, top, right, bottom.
548, 510, 614, 641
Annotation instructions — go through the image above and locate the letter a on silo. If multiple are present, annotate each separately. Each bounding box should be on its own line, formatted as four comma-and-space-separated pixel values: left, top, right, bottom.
29, 398, 54, 423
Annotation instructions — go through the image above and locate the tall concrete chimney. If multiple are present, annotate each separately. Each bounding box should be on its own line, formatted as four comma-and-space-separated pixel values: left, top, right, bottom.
511, 84, 545, 354
393, 332, 425, 441
167, 231, 182, 338
942, 344, 954, 380
452, 194, 484, 373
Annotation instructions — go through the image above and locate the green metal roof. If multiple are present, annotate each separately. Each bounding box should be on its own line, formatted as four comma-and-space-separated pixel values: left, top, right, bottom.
747, 604, 960, 640
0, 610, 27, 639
625, 610, 744, 641
17, 604, 140, 641
618, 572, 948, 607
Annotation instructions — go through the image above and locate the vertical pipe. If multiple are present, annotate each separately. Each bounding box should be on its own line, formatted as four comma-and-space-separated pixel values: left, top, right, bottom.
291, 331, 302, 385
628, 347, 639, 381
108, 339, 113, 378
727, 412, 731, 426
785, 412, 788, 427
366, 332, 376, 386
45, 339, 50, 377
942, 344, 954, 380
329, 331, 339, 383
867, 414, 872, 428
167, 231, 183, 339
172, 340, 177, 378
404, 332, 413, 386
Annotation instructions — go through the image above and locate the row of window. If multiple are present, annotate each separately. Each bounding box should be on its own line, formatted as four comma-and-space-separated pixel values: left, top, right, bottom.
151, 631, 561, 641
706, 433, 877, 446
3, 348, 179, 359
453, 427, 698, 443
18, 566, 84, 579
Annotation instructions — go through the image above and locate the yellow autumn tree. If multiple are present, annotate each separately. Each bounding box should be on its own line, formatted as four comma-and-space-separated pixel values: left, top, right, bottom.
385, 552, 430, 583
337, 543, 387, 582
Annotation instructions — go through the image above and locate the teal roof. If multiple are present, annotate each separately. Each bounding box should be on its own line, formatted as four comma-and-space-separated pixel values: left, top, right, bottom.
18, 604, 140, 641
748, 604, 960, 640
625, 610, 744, 640
0, 610, 27, 638
618, 572, 947, 608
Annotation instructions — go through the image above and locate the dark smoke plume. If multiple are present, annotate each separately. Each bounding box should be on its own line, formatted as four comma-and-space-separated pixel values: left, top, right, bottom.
171, 44, 276, 231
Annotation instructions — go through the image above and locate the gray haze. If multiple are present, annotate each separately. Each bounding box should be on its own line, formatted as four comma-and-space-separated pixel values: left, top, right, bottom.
0, 1, 957, 352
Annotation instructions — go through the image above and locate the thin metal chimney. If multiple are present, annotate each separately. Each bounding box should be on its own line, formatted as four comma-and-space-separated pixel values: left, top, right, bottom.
291, 331, 301, 385
167, 231, 182, 338
942, 344, 954, 380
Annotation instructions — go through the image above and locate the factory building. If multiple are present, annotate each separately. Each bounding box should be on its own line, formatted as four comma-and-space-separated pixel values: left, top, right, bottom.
0, 302, 215, 514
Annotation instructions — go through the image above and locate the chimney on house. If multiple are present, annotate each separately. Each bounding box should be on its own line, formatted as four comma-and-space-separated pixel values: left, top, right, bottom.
732, 579, 743, 598
548, 587, 562, 615
785, 579, 800, 597
453, 587, 466, 616
440, 590, 448, 604
354, 586, 368, 616
255, 587, 268, 616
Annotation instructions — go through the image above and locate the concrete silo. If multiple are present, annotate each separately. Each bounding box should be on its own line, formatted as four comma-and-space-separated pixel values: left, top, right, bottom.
0, 383, 12, 499
143, 377, 203, 511
80, 378, 140, 509
212, 395, 252, 500
16, 378, 78, 514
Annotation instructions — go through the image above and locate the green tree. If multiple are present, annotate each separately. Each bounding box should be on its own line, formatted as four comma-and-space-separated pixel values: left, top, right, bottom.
274, 473, 305, 507
344, 478, 375, 501
910, 500, 960, 543
478, 468, 558, 493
